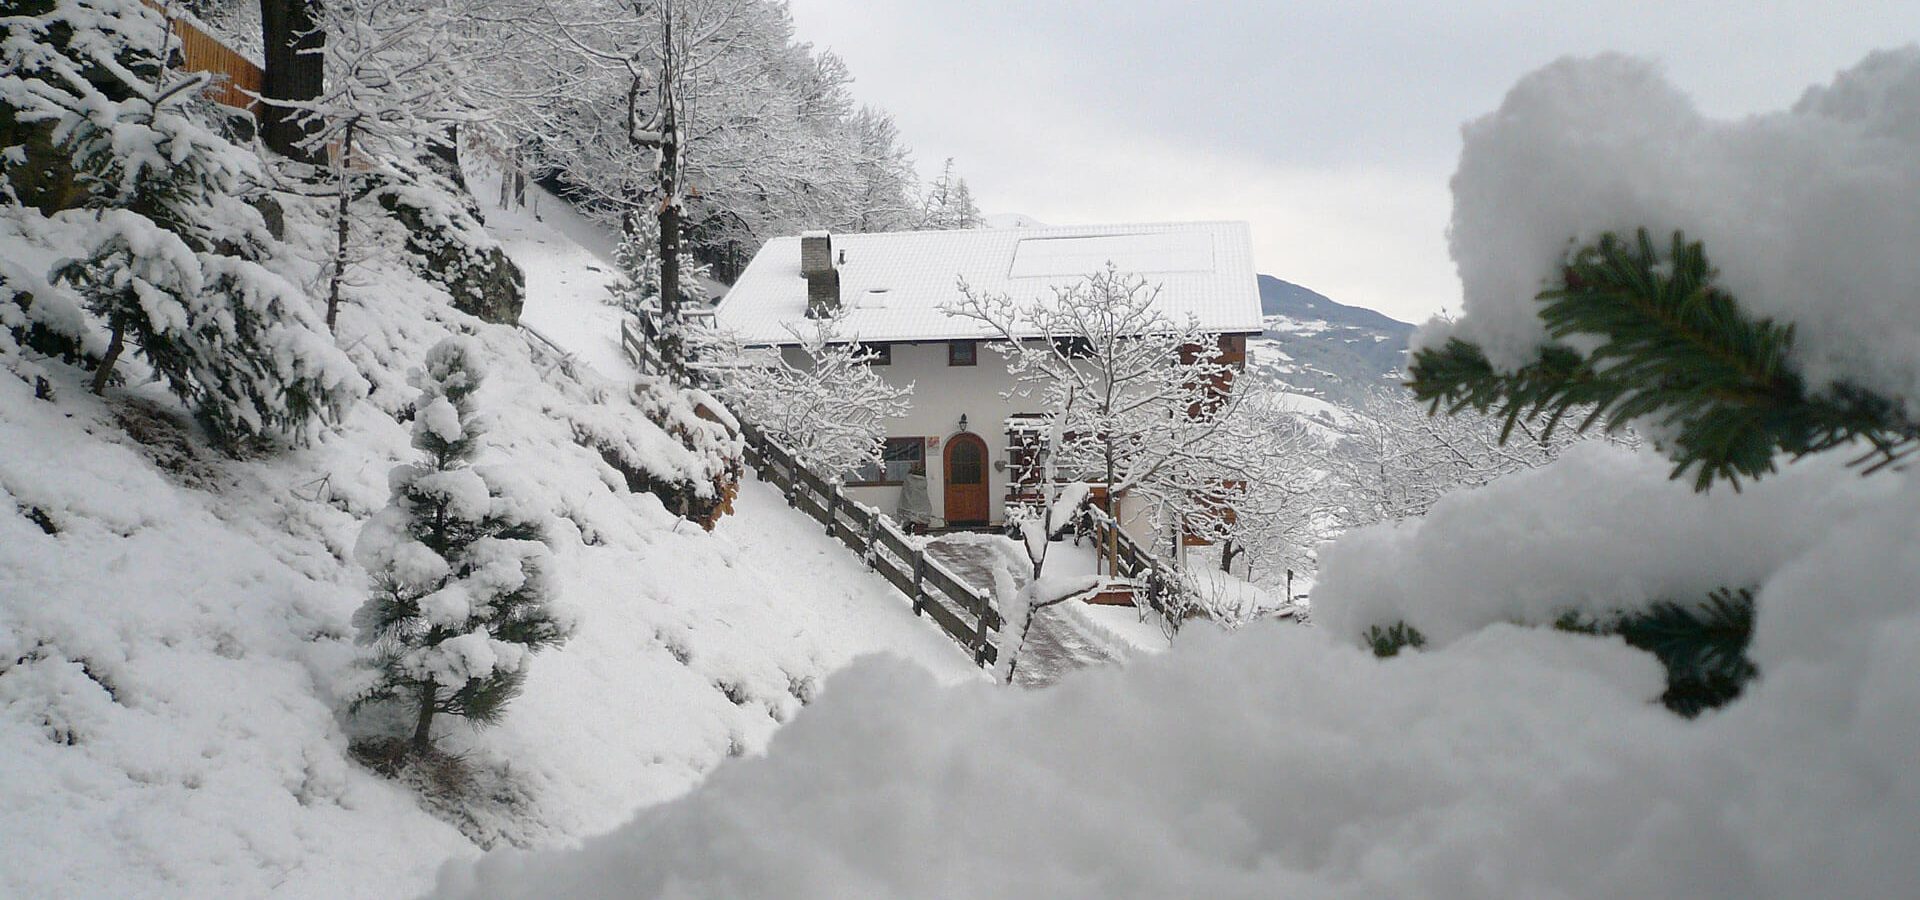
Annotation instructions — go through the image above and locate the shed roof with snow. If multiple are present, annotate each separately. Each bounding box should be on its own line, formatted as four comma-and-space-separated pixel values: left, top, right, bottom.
714, 221, 1265, 346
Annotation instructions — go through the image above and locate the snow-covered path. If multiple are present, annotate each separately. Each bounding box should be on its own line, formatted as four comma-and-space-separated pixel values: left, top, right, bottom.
715, 478, 984, 672
922, 533, 1161, 687
481, 185, 632, 378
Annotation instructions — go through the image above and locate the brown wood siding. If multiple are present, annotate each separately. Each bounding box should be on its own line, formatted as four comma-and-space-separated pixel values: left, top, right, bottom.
145, 2, 263, 112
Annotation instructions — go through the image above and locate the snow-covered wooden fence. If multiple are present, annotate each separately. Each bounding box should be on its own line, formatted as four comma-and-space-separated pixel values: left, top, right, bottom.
743, 422, 1002, 667
623, 313, 1003, 669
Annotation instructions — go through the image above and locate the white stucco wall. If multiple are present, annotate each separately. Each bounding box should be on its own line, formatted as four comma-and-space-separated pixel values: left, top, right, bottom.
785, 342, 1168, 553
786, 341, 1035, 527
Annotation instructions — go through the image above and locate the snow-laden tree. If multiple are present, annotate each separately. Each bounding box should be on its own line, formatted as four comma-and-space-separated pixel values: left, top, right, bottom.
1210, 385, 1329, 587
919, 157, 981, 230
350, 337, 575, 755
1327, 385, 1614, 530
291, 0, 478, 330
713, 311, 911, 480
945, 265, 1253, 601
844, 107, 921, 233
607, 211, 710, 379
465, 0, 917, 266
3, 0, 363, 452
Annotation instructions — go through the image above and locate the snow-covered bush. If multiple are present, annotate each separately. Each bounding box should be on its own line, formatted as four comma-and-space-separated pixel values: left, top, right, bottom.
563, 376, 743, 530
350, 337, 575, 755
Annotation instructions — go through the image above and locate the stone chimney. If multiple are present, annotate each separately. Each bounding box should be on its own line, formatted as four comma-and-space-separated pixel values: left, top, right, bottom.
801, 230, 839, 317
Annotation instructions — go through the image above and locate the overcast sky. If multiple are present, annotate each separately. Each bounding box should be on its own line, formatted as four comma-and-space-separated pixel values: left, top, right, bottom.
785, 1, 1916, 324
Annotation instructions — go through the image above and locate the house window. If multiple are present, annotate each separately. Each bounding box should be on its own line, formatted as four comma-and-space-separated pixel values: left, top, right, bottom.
948, 340, 977, 366
849, 437, 924, 485
1051, 336, 1094, 359
857, 342, 892, 365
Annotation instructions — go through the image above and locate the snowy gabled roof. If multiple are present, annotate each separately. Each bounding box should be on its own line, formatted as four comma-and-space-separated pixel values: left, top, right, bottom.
714, 221, 1265, 346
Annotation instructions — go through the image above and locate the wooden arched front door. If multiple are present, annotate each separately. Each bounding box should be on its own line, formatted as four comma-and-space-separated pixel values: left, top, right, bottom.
943, 432, 989, 526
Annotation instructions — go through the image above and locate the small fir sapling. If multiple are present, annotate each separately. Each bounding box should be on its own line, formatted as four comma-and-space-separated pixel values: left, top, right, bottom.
350, 337, 575, 755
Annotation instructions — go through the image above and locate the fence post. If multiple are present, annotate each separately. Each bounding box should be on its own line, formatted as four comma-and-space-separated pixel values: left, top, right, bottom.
971, 589, 994, 667
910, 549, 927, 617
823, 486, 839, 535
864, 517, 880, 568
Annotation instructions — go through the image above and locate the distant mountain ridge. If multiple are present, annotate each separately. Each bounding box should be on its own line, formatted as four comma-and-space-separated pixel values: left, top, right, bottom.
1248, 275, 1416, 407
1259, 276, 1412, 333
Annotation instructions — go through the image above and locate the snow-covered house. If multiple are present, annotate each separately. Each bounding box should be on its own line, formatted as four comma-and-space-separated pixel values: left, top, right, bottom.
714, 221, 1265, 531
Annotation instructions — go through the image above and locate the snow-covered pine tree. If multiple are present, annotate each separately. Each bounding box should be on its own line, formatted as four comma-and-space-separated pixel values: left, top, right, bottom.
4, 0, 362, 452
351, 337, 575, 755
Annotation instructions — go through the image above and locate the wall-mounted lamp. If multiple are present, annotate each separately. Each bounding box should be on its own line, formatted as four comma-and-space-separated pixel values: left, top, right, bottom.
957, 413, 969, 432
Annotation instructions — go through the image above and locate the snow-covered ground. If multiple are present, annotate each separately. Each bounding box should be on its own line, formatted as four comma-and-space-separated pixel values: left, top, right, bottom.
1, 163, 980, 898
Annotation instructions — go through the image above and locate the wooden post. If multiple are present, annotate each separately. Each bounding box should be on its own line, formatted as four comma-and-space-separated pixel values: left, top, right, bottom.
864, 517, 881, 568
823, 488, 839, 535
971, 588, 994, 667
910, 550, 927, 617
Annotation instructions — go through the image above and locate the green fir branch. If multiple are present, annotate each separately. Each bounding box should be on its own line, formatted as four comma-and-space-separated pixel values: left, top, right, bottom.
1555, 587, 1758, 718
1410, 229, 1918, 491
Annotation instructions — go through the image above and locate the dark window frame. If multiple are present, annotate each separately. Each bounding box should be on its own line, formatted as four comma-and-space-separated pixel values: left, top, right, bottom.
847, 436, 924, 486
948, 339, 977, 367
1050, 336, 1095, 359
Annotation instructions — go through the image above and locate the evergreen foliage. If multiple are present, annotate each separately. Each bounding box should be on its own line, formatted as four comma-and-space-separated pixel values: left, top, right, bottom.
607, 218, 710, 320
1394, 227, 1850, 716
1556, 588, 1757, 718
3, 0, 362, 452
1363, 587, 1757, 717
1366, 622, 1426, 658
1409, 229, 1918, 490
350, 337, 574, 754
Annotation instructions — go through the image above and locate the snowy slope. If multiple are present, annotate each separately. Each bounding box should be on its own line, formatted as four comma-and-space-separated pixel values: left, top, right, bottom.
1, 171, 979, 898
